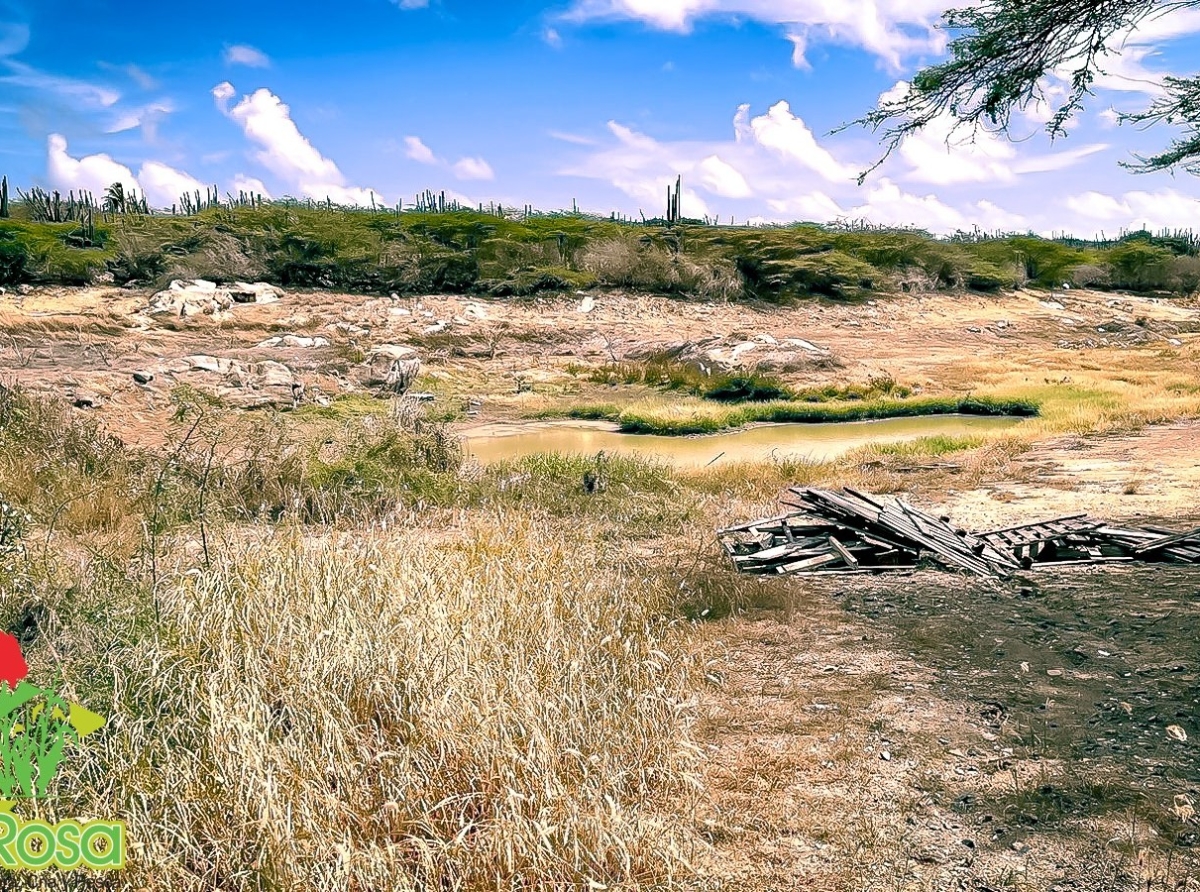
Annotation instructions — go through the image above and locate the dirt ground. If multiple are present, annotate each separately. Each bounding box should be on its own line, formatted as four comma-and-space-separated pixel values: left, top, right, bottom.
1, 281, 1197, 444
3, 282, 1199, 889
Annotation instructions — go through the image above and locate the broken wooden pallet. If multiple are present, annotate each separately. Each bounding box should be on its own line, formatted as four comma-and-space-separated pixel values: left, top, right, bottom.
719, 488, 1200, 577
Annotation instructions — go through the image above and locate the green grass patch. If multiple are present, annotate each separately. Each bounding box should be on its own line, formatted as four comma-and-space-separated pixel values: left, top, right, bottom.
615, 394, 1038, 435
863, 434, 986, 458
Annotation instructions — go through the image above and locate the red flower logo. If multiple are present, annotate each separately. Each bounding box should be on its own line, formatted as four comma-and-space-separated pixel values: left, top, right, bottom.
0, 633, 28, 690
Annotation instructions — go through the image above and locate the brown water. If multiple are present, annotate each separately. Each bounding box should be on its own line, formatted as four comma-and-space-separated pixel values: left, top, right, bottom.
460, 415, 1021, 468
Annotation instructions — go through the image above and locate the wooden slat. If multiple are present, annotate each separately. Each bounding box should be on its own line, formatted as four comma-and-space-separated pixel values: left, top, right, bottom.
827, 535, 860, 568
1132, 526, 1200, 555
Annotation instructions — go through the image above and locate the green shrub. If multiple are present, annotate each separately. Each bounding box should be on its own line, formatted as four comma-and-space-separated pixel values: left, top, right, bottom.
1104, 240, 1174, 291
0, 231, 29, 284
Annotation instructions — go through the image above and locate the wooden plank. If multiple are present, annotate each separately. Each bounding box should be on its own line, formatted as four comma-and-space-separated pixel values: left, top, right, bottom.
1132, 526, 1200, 554
827, 535, 860, 568
776, 553, 842, 573
717, 512, 802, 535
983, 514, 1091, 537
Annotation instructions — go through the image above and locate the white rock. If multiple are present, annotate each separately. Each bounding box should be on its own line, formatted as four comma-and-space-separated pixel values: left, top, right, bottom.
257, 335, 330, 349
577, 295, 595, 314
182, 355, 244, 375
229, 282, 283, 304
355, 345, 421, 394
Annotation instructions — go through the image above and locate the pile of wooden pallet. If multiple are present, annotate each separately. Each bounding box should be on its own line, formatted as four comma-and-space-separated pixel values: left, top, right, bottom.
718, 487, 1200, 578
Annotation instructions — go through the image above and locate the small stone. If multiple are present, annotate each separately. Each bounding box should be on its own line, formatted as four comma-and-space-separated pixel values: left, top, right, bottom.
132, 371, 154, 385
71, 390, 101, 409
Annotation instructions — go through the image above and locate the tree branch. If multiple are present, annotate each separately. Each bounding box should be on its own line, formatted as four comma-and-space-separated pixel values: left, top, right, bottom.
839, 0, 1199, 183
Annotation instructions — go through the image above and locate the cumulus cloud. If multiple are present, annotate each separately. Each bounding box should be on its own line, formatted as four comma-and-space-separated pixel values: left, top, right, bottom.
138, 160, 206, 207
224, 44, 271, 68
214, 83, 384, 205
557, 98, 1091, 233
45, 134, 206, 208
748, 100, 857, 181
873, 81, 1109, 186
452, 156, 494, 180
46, 134, 138, 197
404, 136, 439, 164
404, 134, 496, 181
1065, 189, 1200, 232
697, 154, 751, 198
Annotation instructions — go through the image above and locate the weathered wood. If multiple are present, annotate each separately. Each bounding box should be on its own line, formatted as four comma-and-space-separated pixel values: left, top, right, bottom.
721, 489, 1200, 578
1131, 526, 1200, 555
827, 535, 860, 568
776, 553, 842, 573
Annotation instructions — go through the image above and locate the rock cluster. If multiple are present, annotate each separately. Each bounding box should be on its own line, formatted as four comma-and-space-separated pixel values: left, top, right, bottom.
146, 280, 283, 318
354, 345, 421, 396
172, 355, 303, 409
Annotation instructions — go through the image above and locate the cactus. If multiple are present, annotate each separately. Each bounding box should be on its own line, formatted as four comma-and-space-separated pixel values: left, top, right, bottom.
666, 175, 681, 226
0, 176, 7, 218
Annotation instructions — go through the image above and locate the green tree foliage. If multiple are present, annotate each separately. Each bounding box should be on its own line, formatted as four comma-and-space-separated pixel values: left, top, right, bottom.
849, 1, 1200, 179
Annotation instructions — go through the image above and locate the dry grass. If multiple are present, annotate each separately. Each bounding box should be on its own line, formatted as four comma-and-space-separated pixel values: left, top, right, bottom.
19, 515, 704, 890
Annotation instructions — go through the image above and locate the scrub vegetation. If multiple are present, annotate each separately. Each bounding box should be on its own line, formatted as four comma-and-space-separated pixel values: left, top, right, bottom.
2, 192, 1200, 299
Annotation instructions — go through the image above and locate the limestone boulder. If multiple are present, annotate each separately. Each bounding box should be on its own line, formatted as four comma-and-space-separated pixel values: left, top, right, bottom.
355, 345, 421, 395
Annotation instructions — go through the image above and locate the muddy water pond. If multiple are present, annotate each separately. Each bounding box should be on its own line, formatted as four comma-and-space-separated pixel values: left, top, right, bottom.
461, 415, 1021, 468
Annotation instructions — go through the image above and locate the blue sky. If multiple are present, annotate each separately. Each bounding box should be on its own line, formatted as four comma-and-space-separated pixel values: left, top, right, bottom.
2, 0, 1200, 235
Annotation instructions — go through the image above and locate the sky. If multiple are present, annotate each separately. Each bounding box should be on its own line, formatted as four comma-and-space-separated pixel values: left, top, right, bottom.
2, 0, 1200, 236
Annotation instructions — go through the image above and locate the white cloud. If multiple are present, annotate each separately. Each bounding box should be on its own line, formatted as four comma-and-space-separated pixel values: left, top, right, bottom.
748, 100, 857, 181
404, 134, 496, 182
107, 99, 175, 140
46, 134, 139, 198
405, 135, 439, 164
393, 0, 429, 7
874, 81, 1109, 186
45, 133, 210, 209
212, 81, 236, 109
452, 156, 494, 180
138, 160, 206, 207
698, 154, 751, 198
2, 60, 119, 107
561, 0, 957, 71
224, 44, 271, 68
847, 178, 976, 231
1064, 189, 1200, 232
543, 27, 563, 47
214, 83, 385, 205
231, 174, 272, 199
549, 130, 598, 145
559, 99, 1069, 233
765, 191, 845, 221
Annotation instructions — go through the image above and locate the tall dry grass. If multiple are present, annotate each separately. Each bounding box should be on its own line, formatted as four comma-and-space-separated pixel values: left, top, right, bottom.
30, 515, 702, 890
